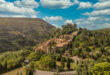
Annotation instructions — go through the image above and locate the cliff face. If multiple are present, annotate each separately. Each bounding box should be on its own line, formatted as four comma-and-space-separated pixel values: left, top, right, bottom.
0, 18, 56, 52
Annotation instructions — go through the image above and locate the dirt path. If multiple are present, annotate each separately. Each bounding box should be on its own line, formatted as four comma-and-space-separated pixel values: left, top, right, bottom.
34, 70, 54, 75
34, 70, 76, 75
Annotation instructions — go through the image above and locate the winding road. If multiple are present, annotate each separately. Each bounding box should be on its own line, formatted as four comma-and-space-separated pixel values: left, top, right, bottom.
34, 70, 76, 75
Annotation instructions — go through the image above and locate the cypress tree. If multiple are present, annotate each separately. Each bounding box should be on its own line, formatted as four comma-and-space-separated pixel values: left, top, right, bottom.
4, 61, 7, 72
67, 58, 70, 70
20, 72, 22, 75
17, 72, 19, 75
0, 63, 3, 73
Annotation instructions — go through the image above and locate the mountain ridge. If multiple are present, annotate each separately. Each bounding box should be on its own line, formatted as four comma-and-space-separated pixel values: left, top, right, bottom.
0, 18, 56, 52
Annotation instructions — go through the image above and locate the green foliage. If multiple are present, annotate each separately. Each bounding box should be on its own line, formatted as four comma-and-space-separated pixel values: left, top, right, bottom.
73, 29, 110, 48
28, 52, 40, 61
20, 72, 22, 75
25, 68, 34, 75
0, 50, 29, 74
1, 24, 110, 74
67, 58, 71, 70
75, 60, 94, 75
61, 24, 77, 34
37, 55, 56, 71
91, 62, 110, 75
17, 72, 19, 75
53, 24, 76, 38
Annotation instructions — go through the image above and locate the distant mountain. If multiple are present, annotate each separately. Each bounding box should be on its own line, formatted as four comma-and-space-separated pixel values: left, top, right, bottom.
0, 18, 56, 52
93, 28, 110, 33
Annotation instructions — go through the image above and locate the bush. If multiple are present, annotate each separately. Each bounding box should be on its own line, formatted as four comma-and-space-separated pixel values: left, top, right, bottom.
37, 55, 56, 71
91, 62, 110, 75
28, 52, 40, 61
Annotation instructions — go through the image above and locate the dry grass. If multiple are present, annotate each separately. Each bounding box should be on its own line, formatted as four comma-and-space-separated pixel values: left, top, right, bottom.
1, 67, 25, 75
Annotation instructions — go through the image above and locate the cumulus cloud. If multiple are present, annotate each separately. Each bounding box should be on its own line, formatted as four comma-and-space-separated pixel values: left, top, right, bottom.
0, 14, 27, 18
75, 16, 110, 30
65, 20, 74, 24
40, 0, 93, 9
99, 0, 110, 2
43, 16, 64, 27
74, 0, 79, 4
14, 0, 39, 8
83, 9, 110, 16
78, 2, 92, 9
0, 0, 4, 3
78, 0, 110, 29
40, 0, 74, 9
0, 0, 39, 18
43, 16, 63, 21
83, 0, 110, 16
93, 0, 110, 9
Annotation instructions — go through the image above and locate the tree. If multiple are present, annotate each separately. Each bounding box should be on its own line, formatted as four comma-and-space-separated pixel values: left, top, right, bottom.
4, 61, 7, 72
20, 72, 22, 75
67, 58, 70, 70
61, 62, 65, 70
0, 63, 3, 73
25, 68, 33, 75
29, 70, 33, 75
91, 62, 110, 75
17, 72, 19, 75
37, 55, 56, 71
28, 52, 40, 61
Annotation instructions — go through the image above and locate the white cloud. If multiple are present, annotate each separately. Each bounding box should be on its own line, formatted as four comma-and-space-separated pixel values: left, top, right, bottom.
65, 20, 73, 24
14, 0, 39, 8
74, 0, 79, 4
79, 0, 110, 29
52, 24, 59, 27
43, 16, 64, 27
0, 0, 39, 18
40, 0, 74, 9
0, 0, 4, 3
40, 0, 93, 9
43, 16, 63, 21
78, 2, 92, 9
99, 0, 110, 2
94, 0, 110, 9
0, 14, 27, 18
75, 17, 110, 30
83, 9, 110, 16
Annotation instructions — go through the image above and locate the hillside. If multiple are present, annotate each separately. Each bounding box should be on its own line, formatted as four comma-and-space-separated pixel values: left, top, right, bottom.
0, 18, 56, 52
35, 24, 78, 53
35, 30, 79, 53
0, 24, 110, 75
34, 26, 110, 74
93, 28, 110, 34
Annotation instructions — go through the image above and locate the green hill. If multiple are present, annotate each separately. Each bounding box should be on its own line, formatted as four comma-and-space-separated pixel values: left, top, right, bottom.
0, 24, 110, 75
0, 18, 56, 52
34, 26, 110, 74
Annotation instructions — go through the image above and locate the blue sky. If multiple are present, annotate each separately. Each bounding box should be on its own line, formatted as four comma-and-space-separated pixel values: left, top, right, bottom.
0, 0, 110, 30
